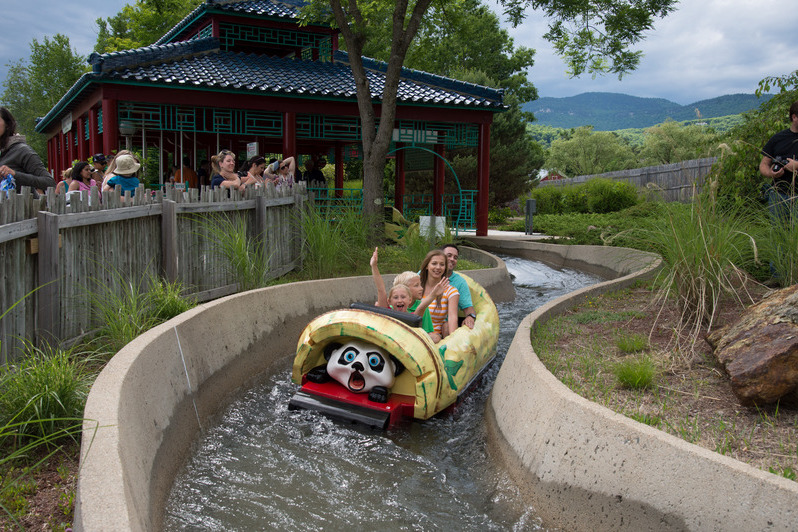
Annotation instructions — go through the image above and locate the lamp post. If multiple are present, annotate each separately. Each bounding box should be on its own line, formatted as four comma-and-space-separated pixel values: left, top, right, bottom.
119, 120, 136, 151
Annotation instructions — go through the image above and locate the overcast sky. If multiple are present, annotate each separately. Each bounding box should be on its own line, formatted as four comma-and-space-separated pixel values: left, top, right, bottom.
2, 0, 797, 106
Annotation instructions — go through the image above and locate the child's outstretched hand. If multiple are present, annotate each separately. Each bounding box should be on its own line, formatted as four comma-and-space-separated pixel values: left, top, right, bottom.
370, 246, 379, 268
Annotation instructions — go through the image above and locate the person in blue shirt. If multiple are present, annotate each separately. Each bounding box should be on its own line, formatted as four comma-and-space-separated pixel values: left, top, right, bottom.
102, 154, 140, 198
441, 244, 477, 329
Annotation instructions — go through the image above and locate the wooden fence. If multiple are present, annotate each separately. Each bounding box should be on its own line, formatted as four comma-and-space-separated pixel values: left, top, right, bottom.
538, 157, 718, 202
0, 183, 307, 364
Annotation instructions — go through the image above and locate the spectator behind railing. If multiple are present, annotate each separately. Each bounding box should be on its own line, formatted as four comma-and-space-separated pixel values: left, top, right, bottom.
69, 161, 99, 193
265, 156, 295, 188
101, 150, 141, 191
102, 154, 141, 199
238, 155, 267, 193
210, 149, 241, 191
0, 106, 56, 195
55, 167, 73, 195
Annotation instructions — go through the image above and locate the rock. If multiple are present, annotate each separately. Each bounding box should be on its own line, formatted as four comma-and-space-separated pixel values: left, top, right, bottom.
707, 284, 798, 406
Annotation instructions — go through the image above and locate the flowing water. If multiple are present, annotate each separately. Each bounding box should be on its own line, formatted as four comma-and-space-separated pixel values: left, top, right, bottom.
163, 257, 601, 530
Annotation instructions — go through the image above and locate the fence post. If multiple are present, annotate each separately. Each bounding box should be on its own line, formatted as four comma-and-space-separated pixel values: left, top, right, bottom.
162, 199, 178, 283
255, 194, 268, 268
37, 211, 60, 345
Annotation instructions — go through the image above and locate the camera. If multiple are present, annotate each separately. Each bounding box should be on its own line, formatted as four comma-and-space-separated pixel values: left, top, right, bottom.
772, 156, 789, 173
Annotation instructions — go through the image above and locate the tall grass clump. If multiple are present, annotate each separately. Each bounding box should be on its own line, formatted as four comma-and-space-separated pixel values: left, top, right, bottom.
196, 212, 272, 291
639, 185, 758, 360
613, 357, 656, 390
300, 206, 371, 279
87, 267, 195, 355
0, 342, 93, 442
755, 187, 798, 286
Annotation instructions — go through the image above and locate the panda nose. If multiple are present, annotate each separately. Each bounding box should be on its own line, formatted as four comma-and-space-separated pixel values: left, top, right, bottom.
352, 361, 364, 372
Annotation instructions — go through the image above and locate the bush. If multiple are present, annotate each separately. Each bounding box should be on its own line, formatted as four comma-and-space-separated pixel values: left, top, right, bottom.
585, 178, 640, 213
562, 185, 589, 213
488, 206, 514, 225
527, 186, 565, 215
530, 178, 639, 216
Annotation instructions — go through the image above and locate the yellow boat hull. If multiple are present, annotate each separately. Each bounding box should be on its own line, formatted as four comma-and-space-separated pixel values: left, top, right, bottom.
292, 274, 499, 421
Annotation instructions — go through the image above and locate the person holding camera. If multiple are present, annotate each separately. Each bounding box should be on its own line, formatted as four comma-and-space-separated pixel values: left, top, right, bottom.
760, 100, 798, 218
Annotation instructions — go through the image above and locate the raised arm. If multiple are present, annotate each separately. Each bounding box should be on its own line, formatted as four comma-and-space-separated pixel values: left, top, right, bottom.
370, 247, 389, 308
414, 277, 448, 316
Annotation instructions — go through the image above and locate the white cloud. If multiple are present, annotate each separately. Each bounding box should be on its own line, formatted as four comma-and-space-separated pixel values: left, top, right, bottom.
0, 1, 129, 89
494, 0, 798, 104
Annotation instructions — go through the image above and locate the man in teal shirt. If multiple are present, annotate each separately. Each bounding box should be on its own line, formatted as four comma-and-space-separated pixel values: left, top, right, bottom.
441, 244, 476, 329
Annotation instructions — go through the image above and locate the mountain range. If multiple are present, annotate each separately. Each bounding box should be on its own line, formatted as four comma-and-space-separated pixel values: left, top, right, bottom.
523, 92, 773, 131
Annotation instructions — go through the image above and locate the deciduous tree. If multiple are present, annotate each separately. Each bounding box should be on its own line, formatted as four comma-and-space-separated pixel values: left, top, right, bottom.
303, 0, 677, 231
1, 35, 86, 161
545, 126, 636, 177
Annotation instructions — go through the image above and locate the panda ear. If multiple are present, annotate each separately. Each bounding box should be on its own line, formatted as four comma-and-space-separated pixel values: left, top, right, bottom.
390, 354, 404, 376
323, 342, 343, 361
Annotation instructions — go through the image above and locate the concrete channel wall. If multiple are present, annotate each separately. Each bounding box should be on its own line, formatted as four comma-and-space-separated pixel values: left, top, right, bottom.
73, 248, 514, 531
470, 237, 798, 531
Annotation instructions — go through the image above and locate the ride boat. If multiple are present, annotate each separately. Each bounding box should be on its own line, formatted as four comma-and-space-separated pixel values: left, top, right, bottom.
289, 274, 500, 429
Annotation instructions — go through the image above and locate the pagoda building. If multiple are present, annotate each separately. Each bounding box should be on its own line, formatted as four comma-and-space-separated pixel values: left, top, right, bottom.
35, 0, 505, 234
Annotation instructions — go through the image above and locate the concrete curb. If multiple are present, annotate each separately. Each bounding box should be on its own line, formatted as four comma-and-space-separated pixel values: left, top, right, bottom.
475, 237, 798, 531
73, 248, 513, 531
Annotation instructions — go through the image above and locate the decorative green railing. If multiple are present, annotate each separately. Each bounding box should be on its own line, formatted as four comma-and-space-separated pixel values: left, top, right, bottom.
308, 188, 476, 231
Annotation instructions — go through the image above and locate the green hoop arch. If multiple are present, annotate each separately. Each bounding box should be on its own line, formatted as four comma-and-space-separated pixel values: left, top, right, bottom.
386, 145, 465, 235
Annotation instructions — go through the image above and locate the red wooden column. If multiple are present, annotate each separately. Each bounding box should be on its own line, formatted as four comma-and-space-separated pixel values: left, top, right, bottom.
394, 143, 405, 213
76, 116, 88, 161
334, 142, 344, 198
88, 107, 100, 156
476, 123, 491, 236
283, 112, 296, 158
101, 98, 119, 158
433, 144, 445, 216
66, 130, 75, 166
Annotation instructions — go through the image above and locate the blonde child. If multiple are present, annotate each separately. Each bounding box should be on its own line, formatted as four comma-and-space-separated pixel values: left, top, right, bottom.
370, 247, 445, 343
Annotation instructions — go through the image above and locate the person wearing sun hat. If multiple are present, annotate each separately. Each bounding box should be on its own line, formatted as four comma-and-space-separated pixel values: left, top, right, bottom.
91, 153, 107, 173
102, 153, 141, 197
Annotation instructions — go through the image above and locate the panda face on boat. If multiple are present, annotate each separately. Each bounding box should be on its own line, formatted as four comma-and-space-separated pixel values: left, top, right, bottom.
326, 340, 397, 394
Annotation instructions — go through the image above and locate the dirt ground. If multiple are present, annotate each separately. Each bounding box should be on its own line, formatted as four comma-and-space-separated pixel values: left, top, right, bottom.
533, 280, 798, 481
0, 442, 78, 531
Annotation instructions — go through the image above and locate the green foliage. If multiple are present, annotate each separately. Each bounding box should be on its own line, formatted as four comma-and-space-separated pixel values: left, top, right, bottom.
527, 186, 566, 215
488, 206, 516, 225
502, 0, 677, 78
531, 205, 660, 246
584, 178, 640, 213
545, 126, 637, 177
94, 0, 203, 53
613, 357, 656, 390
0, 342, 92, 441
1, 34, 87, 161
639, 120, 721, 165
615, 332, 649, 353
713, 70, 798, 208
637, 197, 758, 356
299, 206, 372, 279
197, 212, 273, 293
754, 195, 798, 286
527, 178, 639, 215
87, 268, 195, 355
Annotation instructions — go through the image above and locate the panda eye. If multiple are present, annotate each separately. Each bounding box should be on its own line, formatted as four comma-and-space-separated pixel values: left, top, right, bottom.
340, 347, 358, 364
367, 352, 385, 371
